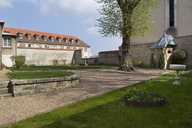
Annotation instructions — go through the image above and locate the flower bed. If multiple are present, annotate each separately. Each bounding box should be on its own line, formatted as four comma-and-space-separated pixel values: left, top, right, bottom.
124, 90, 167, 107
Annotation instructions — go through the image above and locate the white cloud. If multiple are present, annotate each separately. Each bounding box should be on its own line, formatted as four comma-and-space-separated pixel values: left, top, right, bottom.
0, 0, 12, 8
39, 0, 99, 15
87, 26, 99, 36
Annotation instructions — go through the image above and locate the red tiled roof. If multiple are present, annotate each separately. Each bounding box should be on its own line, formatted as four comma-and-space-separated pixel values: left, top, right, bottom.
3, 27, 90, 47
3, 27, 80, 40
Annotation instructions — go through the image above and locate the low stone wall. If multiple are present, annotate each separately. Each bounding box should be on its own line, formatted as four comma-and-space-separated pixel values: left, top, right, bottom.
9, 74, 80, 96
98, 50, 120, 65
130, 43, 153, 67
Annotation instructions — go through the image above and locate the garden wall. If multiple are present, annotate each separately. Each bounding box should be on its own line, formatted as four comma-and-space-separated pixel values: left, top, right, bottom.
9, 74, 80, 96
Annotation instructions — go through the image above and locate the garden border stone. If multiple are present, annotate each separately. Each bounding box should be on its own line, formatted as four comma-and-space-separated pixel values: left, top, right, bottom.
8, 74, 80, 96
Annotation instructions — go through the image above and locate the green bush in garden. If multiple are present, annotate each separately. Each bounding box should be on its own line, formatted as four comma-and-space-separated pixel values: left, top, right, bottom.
14, 56, 26, 69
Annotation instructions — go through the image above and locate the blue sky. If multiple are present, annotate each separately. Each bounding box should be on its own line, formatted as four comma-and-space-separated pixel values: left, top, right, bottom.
0, 0, 121, 55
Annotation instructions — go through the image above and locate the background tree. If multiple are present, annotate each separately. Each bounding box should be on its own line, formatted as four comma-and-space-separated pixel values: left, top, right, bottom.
97, 0, 157, 71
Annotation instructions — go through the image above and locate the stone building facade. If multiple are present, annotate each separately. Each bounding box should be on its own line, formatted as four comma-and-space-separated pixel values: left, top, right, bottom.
91, 0, 192, 67
0, 22, 90, 67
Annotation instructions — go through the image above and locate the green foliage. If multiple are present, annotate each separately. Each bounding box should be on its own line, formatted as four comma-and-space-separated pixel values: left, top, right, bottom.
97, 0, 157, 37
14, 56, 25, 69
7, 71, 73, 80
124, 89, 167, 107
9, 65, 116, 71
53, 60, 59, 66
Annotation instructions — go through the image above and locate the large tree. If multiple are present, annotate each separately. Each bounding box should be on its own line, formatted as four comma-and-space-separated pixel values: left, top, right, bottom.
97, 0, 156, 71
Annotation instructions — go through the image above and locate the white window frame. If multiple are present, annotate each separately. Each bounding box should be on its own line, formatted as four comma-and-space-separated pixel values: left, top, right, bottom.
3, 38, 12, 48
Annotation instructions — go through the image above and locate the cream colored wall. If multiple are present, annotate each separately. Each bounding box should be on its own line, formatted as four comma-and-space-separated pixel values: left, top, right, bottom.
17, 48, 75, 66
176, 0, 192, 36
132, 0, 169, 44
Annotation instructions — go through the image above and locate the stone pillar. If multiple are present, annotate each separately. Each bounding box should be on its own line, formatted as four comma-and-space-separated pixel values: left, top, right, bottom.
0, 20, 5, 70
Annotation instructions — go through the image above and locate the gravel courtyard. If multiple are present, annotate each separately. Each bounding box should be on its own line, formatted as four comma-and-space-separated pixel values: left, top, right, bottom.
0, 69, 165, 126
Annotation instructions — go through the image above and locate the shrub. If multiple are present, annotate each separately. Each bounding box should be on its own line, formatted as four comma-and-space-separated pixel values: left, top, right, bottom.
133, 60, 144, 67
14, 56, 26, 69
124, 90, 167, 107
172, 49, 187, 64
53, 60, 59, 66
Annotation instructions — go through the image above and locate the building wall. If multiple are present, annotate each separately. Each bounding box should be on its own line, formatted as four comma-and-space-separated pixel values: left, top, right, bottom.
2, 48, 14, 67
132, 0, 168, 44
17, 48, 75, 66
132, 0, 192, 44
176, 0, 192, 36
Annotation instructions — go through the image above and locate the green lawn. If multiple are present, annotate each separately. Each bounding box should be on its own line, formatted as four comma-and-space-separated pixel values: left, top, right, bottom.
10, 65, 117, 71
7, 71, 73, 79
4, 72, 192, 128
8, 65, 116, 80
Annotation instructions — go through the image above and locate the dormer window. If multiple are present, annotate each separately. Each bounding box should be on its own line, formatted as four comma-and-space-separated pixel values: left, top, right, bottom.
25, 33, 31, 40
33, 34, 39, 41
75, 39, 79, 44
48, 36, 55, 43
17, 33, 23, 40
69, 39, 73, 45
63, 38, 67, 43
56, 37, 62, 42
41, 35, 47, 41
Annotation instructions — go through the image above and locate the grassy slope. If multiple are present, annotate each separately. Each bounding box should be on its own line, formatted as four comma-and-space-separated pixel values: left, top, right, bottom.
6, 73, 192, 128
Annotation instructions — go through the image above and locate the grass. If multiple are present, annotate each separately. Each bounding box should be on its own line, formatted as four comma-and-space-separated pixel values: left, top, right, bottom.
7, 65, 116, 80
10, 65, 117, 71
7, 71, 73, 80
4, 72, 192, 128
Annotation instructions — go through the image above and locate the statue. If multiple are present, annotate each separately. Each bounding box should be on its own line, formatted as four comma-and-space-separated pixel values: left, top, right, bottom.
152, 32, 177, 70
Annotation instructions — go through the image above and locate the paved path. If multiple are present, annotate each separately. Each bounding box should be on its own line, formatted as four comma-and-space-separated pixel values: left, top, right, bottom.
0, 69, 165, 126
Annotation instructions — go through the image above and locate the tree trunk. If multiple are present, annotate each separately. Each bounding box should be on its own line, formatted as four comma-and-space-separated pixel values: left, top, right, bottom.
120, 35, 134, 71
119, 10, 134, 71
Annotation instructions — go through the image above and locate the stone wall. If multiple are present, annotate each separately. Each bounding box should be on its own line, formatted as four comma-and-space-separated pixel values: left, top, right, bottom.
9, 74, 79, 96
17, 48, 75, 66
130, 43, 153, 67
98, 51, 120, 65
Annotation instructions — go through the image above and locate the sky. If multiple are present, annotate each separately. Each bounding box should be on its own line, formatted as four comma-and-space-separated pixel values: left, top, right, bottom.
0, 0, 121, 56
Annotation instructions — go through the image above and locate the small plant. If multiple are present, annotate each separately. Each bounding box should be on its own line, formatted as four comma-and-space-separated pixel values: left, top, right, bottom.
124, 90, 167, 107
53, 60, 59, 66
14, 56, 26, 69
172, 49, 187, 64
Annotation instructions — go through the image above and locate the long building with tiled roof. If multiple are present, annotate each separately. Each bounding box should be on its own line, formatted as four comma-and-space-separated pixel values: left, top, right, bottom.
0, 21, 90, 67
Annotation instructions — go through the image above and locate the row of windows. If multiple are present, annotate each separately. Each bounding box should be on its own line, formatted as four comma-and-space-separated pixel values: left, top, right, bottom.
17, 33, 80, 45
17, 43, 83, 50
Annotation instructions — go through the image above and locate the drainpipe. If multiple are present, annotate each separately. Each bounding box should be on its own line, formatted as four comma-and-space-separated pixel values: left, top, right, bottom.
0, 20, 5, 70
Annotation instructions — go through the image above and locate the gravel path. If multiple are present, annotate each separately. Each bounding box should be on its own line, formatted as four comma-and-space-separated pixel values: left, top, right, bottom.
0, 69, 165, 126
